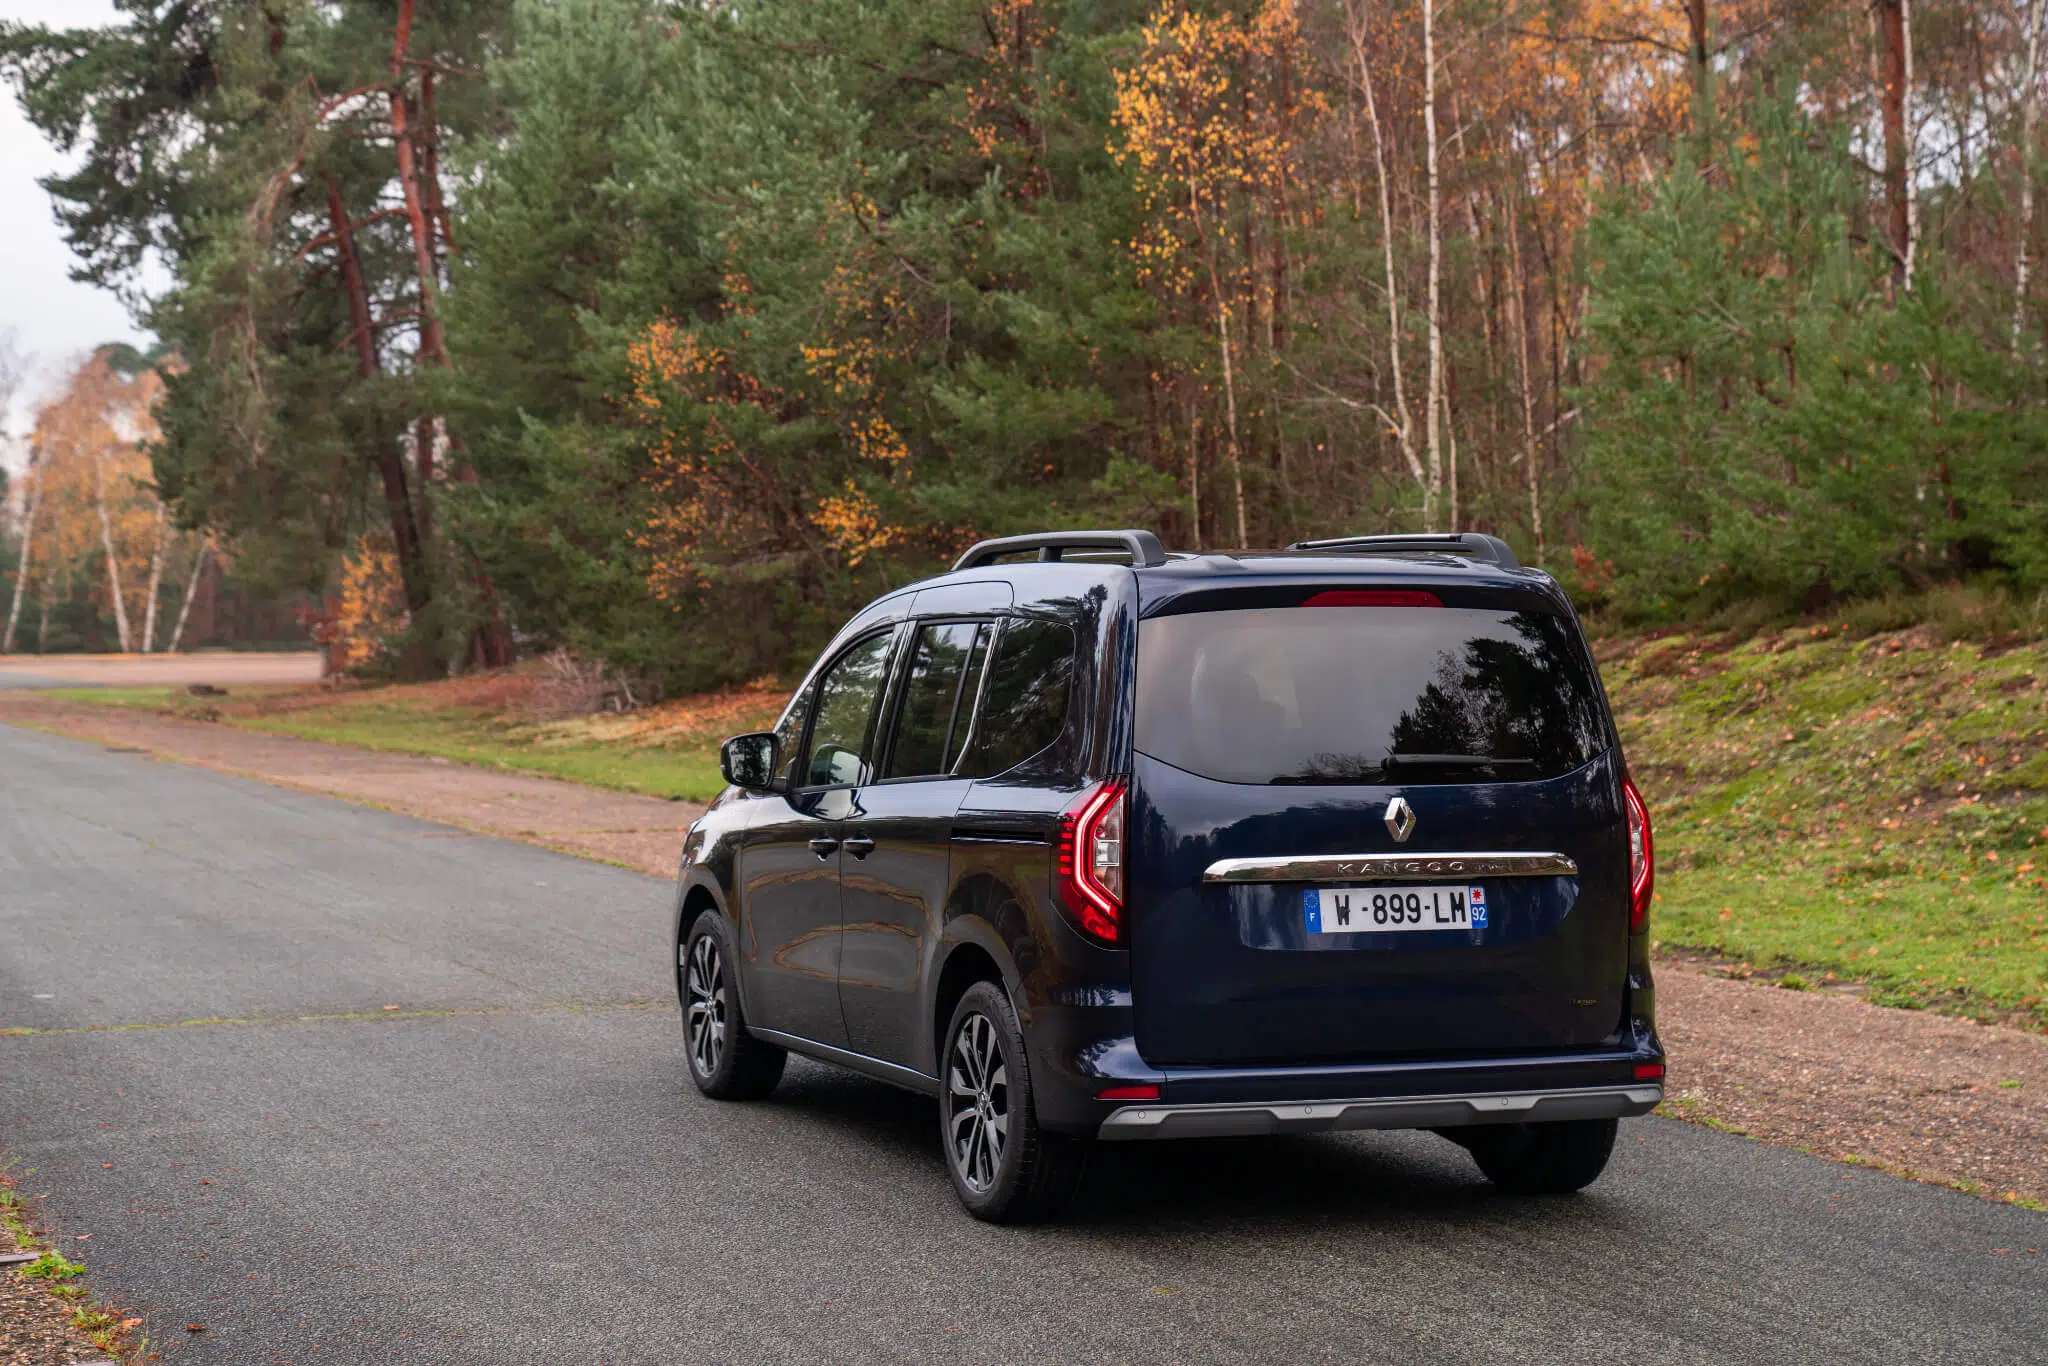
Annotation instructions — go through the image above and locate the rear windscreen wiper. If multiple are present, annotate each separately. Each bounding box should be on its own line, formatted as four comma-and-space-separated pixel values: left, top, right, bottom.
1384, 753, 1535, 768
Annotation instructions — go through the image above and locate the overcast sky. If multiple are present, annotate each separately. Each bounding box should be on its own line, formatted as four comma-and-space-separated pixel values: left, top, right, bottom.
2, 0, 155, 465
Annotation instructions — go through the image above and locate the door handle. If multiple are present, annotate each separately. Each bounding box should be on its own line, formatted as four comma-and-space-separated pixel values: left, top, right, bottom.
807, 837, 840, 859
843, 835, 876, 859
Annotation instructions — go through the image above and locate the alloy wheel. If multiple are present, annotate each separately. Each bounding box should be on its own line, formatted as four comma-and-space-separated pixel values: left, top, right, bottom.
946, 1011, 1009, 1193
684, 933, 727, 1079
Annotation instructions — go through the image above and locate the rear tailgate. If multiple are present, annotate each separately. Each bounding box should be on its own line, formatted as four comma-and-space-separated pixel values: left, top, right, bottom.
1125, 596, 1628, 1067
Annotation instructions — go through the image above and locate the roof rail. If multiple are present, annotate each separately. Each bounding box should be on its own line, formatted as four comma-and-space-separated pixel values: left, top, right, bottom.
1285, 532, 1521, 570
952, 529, 1169, 572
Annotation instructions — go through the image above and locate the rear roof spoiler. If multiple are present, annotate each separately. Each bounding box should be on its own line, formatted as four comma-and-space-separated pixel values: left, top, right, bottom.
1285, 532, 1520, 570
953, 529, 1169, 571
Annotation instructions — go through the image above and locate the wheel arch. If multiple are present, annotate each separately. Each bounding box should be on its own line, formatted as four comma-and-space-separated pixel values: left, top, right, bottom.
929, 935, 1013, 1080
675, 874, 756, 1017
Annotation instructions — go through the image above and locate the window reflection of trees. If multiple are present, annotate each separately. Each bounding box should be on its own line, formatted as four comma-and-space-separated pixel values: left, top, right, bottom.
962, 619, 1076, 778
886, 622, 980, 779
1388, 613, 1605, 773
806, 633, 893, 786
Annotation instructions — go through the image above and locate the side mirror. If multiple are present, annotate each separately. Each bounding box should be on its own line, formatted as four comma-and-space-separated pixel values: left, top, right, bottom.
720, 731, 784, 793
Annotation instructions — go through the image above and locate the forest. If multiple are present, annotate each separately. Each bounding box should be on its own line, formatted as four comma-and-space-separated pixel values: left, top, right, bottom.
3, 0, 2046, 688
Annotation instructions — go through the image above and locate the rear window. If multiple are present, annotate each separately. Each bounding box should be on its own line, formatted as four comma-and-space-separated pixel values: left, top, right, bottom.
1135, 606, 1608, 785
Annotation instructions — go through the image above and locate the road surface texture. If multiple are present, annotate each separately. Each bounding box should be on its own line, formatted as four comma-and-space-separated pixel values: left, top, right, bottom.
3, 725, 2042, 1365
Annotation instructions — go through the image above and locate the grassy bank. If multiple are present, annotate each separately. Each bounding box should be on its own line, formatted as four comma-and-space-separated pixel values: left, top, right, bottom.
1604, 621, 2046, 1028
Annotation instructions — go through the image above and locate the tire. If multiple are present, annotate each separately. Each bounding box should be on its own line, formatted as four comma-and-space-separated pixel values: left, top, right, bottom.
1462, 1118, 1618, 1195
940, 981, 1086, 1223
679, 909, 786, 1100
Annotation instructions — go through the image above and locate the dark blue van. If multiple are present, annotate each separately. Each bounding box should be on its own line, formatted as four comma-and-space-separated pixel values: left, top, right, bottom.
674, 530, 1663, 1221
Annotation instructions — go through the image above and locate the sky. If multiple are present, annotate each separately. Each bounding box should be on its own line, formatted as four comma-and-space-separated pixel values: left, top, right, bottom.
1, 0, 156, 467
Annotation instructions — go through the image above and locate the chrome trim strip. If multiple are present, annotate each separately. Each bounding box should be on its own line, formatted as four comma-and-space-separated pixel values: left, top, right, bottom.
1098, 1083, 1660, 1140
1203, 850, 1578, 884
748, 1027, 941, 1098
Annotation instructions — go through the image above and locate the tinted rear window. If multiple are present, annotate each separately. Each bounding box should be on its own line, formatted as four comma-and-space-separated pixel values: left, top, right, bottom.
958, 617, 1076, 778
1135, 606, 1608, 785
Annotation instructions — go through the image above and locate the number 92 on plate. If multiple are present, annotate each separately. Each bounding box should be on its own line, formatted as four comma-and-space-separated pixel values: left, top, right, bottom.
1305, 885, 1487, 934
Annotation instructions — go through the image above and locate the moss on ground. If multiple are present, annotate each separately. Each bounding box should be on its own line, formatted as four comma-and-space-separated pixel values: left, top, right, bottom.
1602, 623, 2047, 1028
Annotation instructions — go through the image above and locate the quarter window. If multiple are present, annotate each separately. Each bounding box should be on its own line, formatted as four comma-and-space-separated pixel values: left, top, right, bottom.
803, 631, 895, 788
883, 621, 990, 780
957, 617, 1077, 778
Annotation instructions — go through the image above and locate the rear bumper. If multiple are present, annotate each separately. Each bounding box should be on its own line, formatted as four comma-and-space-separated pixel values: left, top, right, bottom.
1097, 1081, 1661, 1140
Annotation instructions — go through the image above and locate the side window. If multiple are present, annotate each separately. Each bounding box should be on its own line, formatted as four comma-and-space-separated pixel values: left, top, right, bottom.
957, 617, 1077, 779
770, 693, 809, 783
803, 631, 895, 788
882, 621, 991, 780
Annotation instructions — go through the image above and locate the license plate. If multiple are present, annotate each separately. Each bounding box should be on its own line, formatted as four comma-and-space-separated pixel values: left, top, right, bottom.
1305, 885, 1487, 934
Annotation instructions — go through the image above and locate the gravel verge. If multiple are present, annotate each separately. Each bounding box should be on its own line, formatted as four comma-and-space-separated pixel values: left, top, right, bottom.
1658, 962, 2048, 1206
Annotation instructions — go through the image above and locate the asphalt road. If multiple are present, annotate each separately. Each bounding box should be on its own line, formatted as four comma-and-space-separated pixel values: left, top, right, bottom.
2, 724, 2043, 1366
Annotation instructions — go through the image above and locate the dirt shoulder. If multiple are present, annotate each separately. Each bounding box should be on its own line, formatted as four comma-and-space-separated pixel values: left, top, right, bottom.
3, 1166, 141, 1365
1657, 964, 2047, 1206
4, 692, 2043, 1209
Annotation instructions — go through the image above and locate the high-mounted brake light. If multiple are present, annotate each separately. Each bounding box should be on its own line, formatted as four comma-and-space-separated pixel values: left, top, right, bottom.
1057, 780, 1127, 945
1623, 776, 1654, 932
1301, 589, 1443, 608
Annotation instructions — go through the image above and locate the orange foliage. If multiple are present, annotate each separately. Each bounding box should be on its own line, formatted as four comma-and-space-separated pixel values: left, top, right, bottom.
329, 533, 410, 671
1113, 0, 1320, 295
631, 197, 917, 594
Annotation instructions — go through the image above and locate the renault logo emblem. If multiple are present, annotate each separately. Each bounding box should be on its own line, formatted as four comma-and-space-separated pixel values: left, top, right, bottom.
1383, 797, 1417, 844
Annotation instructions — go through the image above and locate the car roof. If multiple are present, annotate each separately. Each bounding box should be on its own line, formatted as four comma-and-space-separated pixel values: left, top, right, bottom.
884, 547, 1564, 616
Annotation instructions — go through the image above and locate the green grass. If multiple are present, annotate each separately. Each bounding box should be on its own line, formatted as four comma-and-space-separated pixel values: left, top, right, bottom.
36, 686, 193, 709
1606, 622, 2048, 1027
233, 704, 728, 799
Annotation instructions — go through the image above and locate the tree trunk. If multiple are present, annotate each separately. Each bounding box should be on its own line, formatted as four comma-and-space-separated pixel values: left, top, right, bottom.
1191, 184, 1249, 548
1686, 0, 1714, 129
418, 66, 459, 260
325, 176, 431, 616
389, 2, 514, 670
389, 0, 446, 369
1422, 0, 1445, 526
1346, 4, 1426, 507
2015, 0, 2045, 349
37, 557, 57, 653
139, 501, 169, 654
1877, 0, 1914, 291
3, 451, 41, 653
167, 539, 211, 654
1505, 196, 1545, 560
92, 444, 134, 652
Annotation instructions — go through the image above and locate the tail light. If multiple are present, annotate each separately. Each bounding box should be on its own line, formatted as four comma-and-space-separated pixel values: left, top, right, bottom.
1623, 776, 1654, 932
1057, 780, 1127, 945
